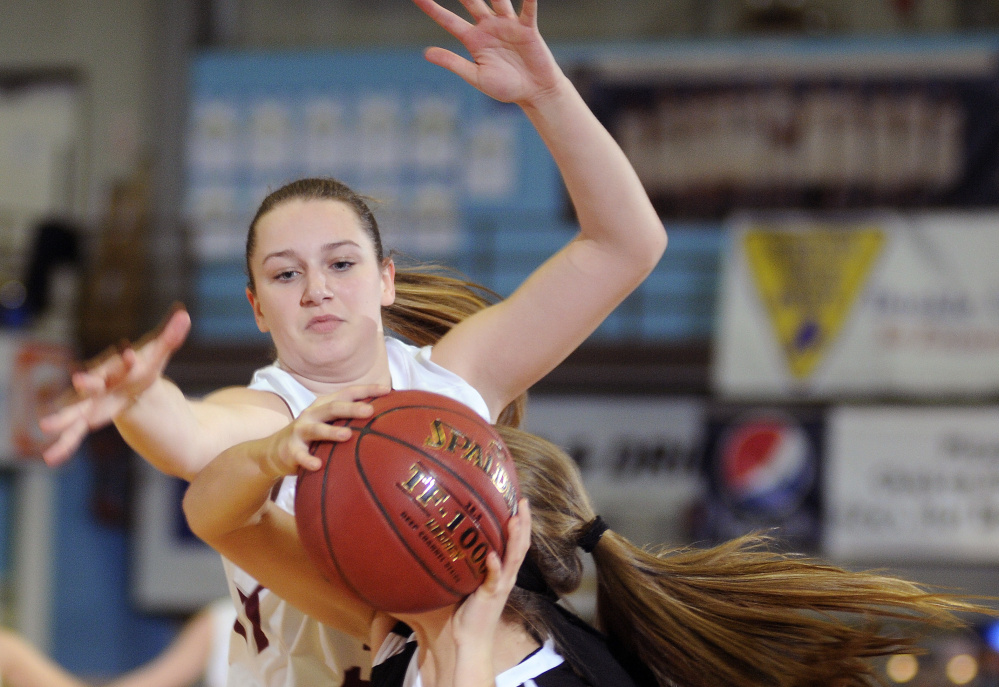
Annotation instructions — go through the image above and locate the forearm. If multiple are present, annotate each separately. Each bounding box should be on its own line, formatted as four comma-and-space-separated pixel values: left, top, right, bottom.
114, 382, 289, 481
113, 378, 210, 480
183, 440, 377, 640
521, 76, 667, 267
182, 437, 279, 547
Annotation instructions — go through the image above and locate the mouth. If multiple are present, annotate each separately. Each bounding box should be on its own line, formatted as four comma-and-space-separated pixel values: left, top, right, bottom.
306, 314, 343, 332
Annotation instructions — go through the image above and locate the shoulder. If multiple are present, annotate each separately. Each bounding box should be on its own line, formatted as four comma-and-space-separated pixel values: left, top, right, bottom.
386, 337, 491, 422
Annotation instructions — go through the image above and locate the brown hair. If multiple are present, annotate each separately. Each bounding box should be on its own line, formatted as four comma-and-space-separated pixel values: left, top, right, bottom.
246, 178, 525, 427
498, 425, 992, 687
246, 177, 384, 291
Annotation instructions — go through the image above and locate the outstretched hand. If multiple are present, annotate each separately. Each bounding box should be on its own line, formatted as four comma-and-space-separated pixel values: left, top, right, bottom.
413, 0, 563, 106
37, 306, 192, 466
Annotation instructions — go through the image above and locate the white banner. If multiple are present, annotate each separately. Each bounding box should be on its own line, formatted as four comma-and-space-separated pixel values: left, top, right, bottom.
824, 405, 999, 562
714, 211, 999, 399
523, 395, 705, 548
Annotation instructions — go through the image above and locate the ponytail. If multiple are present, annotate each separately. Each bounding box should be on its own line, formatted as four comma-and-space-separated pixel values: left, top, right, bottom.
499, 425, 993, 687
594, 532, 980, 687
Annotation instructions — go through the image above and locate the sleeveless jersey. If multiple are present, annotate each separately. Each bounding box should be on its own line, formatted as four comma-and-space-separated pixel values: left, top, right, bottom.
370, 624, 585, 687
222, 337, 491, 687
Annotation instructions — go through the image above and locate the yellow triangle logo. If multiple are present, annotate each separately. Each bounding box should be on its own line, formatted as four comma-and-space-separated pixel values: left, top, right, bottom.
744, 224, 885, 379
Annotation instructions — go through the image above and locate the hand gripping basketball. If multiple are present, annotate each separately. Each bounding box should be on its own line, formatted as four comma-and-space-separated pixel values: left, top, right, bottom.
295, 390, 520, 613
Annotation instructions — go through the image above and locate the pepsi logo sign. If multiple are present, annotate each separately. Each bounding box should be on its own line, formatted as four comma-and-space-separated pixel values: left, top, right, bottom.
715, 413, 817, 522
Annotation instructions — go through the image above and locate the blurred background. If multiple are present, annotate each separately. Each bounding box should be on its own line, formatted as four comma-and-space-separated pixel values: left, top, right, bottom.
2, 0, 999, 684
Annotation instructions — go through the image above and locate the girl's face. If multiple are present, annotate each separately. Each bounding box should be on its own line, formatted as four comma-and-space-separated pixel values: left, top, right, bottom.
246, 198, 395, 382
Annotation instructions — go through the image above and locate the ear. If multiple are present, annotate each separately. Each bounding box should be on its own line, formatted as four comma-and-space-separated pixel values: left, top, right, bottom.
380, 258, 396, 307
246, 287, 270, 333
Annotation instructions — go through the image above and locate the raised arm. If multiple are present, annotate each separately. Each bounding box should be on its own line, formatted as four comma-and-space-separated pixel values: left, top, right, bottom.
38, 307, 292, 480
417, 0, 668, 417
182, 387, 386, 638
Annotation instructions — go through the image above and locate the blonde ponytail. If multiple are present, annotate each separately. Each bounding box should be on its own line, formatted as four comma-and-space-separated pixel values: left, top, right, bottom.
499, 425, 993, 687
595, 533, 980, 687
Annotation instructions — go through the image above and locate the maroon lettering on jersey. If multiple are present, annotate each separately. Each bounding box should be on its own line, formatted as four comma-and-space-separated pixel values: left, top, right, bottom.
235, 585, 270, 652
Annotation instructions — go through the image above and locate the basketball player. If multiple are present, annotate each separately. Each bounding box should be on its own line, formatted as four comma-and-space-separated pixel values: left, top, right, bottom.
37, 0, 667, 684
184, 416, 991, 687
0, 599, 234, 687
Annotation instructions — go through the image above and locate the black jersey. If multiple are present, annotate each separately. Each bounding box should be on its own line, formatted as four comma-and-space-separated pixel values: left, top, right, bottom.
370, 622, 590, 687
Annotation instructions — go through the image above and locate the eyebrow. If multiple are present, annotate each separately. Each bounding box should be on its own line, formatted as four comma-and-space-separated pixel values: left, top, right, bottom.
261, 240, 361, 264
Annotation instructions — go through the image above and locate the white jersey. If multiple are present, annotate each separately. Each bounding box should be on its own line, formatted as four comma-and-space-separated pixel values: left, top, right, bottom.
223, 337, 491, 687
372, 625, 569, 687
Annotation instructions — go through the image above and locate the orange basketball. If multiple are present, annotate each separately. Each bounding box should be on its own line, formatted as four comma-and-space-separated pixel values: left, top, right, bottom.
295, 390, 520, 614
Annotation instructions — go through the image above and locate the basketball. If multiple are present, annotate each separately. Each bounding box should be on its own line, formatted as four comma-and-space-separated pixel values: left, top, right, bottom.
294, 389, 520, 614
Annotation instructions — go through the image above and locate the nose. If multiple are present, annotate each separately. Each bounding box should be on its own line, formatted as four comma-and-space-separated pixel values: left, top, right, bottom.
302, 273, 333, 304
